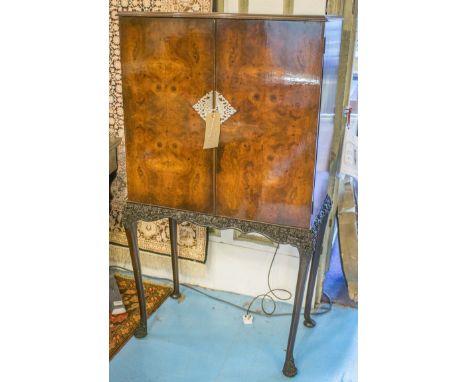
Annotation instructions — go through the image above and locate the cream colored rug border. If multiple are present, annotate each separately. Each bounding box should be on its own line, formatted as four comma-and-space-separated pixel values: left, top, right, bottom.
110, 244, 208, 278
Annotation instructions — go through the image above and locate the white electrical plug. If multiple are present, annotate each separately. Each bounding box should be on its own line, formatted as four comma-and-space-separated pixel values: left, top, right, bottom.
243, 314, 253, 325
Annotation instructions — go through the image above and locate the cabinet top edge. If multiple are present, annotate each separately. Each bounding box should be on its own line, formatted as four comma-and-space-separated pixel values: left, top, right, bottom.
117, 12, 327, 22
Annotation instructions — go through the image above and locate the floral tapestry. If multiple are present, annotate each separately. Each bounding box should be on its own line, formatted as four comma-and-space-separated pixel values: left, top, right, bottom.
109, 0, 212, 263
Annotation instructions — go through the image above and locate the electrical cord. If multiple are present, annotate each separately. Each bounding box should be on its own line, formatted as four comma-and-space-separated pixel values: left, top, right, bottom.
109, 246, 331, 318
245, 243, 291, 316
245, 243, 331, 317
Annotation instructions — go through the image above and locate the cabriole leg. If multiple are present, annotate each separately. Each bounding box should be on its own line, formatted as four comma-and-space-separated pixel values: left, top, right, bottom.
303, 247, 321, 328
125, 220, 147, 338
282, 250, 311, 377
304, 209, 331, 328
168, 218, 181, 299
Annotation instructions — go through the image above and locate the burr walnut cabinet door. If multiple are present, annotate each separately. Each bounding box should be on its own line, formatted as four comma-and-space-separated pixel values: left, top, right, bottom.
120, 17, 215, 213
215, 19, 325, 228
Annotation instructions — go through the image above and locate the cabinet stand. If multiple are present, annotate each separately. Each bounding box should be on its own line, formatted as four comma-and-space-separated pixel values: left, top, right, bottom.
122, 196, 331, 377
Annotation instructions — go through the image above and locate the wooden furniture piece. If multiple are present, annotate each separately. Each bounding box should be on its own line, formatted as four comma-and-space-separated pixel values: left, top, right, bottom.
118, 12, 332, 377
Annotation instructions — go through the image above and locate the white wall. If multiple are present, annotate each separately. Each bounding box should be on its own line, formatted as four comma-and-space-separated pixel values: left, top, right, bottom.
146, 231, 300, 299
111, 234, 304, 305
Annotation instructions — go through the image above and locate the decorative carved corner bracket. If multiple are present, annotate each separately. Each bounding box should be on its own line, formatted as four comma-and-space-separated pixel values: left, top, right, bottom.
122, 195, 332, 260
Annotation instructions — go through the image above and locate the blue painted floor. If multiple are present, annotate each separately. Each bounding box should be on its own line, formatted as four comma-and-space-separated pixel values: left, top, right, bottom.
110, 279, 357, 382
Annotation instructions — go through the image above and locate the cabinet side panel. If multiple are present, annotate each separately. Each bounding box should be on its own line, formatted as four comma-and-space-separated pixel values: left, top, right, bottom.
215, 19, 324, 228
120, 17, 215, 213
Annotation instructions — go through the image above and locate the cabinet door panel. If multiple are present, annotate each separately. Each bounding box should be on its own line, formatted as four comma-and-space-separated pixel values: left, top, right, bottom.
120, 17, 215, 213
215, 19, 324, 228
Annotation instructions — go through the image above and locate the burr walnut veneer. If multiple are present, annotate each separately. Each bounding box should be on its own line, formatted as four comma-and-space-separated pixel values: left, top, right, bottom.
118, 12, 332, 377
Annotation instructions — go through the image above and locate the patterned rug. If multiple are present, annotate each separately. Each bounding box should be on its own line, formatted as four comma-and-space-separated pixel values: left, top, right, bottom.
109, 219, 208, 263
108, 0, 211, 264
109, 274, 172, 359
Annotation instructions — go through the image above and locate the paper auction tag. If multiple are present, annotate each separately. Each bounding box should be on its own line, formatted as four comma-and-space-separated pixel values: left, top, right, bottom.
203, 111, 221, 149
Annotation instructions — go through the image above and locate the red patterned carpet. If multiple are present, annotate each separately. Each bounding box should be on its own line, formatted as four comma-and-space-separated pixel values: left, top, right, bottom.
109, 274, 171, 359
